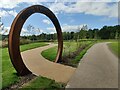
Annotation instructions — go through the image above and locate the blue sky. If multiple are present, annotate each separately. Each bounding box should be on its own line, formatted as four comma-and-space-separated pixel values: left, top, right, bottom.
0, 0, 118, 35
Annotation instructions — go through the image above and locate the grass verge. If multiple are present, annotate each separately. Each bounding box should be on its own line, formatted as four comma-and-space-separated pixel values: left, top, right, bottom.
108, 41, 119, 57
21, 76, 65, 90
41, 46, 57, 62
2, 42, 48, 88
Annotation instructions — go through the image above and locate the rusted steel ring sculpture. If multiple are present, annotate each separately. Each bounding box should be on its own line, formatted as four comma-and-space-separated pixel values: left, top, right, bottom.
8, 5, 63, 76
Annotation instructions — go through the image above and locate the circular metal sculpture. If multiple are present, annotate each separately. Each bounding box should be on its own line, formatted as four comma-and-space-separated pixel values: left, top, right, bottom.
8, 5, 63, 76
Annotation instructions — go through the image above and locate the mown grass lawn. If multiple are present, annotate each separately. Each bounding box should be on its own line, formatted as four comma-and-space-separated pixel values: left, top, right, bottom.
108, 41, 119, 57
21, 76, 65, 90
2, 42, 48, 88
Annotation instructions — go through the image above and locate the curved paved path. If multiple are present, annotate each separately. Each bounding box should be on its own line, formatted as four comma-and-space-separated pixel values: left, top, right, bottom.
66, 42, 118, 88
21, 43, 76, 83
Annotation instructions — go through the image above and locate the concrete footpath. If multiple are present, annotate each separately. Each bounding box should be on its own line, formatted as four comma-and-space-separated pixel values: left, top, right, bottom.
21, 43, 76, 83
66, 42, 118, 88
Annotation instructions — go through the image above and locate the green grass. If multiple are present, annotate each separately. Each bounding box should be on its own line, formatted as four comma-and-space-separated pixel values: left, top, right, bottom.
3, 39, 117, 89
63, 41, 79, 53
2, 48, 19, 89
108, 42, 119, 57
41, 46, 57, 62
21, 76, 65, 90
41, 41, 79, 62
41, 41, 95, 65
20, 42, 48, 52
2, 42, 48, 88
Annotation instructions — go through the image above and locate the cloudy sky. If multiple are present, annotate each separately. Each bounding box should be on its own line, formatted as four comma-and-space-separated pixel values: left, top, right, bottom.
0, 0, 118, 35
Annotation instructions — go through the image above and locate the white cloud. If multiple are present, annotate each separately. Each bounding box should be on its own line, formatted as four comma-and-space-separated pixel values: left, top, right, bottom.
0, 0, 118, 18
50, 31, 56, 34
49, 2, 118, 18
0, 0, 45, 17
0, 10, 17, 17
42, 19, 51, 24
47, 27, 55, 31
0, 26, 45, 35
47, 24, 87, 33
52, 0, 118, 3
0, 27, 31, 35
34, 28, 44, 35
45, 27, 56, 34
62, 24, 87, 32
7, 10, 17, 17
21, 27, 45, 36
0, 10, 7, 17
0, 0, 46, 9
0, 0, 18, 9
21, 28, 29, 36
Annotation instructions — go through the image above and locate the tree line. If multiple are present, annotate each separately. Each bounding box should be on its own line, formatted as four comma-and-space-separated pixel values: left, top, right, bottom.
0, 25, 119, 41
21, 25, 120, 41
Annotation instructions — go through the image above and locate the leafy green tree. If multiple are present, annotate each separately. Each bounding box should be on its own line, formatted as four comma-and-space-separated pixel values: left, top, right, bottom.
86, 29, 94, 39
70, 32, 74, 40
93, 29, 99, 39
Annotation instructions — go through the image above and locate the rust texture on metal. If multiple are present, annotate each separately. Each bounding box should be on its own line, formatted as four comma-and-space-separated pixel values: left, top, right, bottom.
8, 5, 63, 76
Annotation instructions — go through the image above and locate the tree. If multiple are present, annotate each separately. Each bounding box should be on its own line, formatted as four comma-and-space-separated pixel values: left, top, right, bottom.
86, 29, 93, 39
27, 24, 36, 41
53, 33, 57, 40
78, 25, 88, 39
79, 29, 87, 39
93, 29, 99, 39
27, 24, 32, 35
70, 32, 74, 40
115, 31, 118, 39
98, 26, 110, 39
